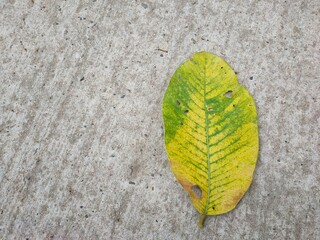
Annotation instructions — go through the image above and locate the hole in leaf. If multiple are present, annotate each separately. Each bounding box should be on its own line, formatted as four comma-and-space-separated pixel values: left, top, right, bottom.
212, 206, 215, 210
184, 110, 189, 114
176, 100, 180, 105
224, 90, 232, 98
191, 185, 202, 198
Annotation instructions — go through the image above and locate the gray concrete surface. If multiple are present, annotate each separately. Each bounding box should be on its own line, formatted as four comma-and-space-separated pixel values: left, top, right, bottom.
0, 0, 319, 239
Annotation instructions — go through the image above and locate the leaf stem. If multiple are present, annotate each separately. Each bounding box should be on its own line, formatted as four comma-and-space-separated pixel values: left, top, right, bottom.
198, 214, 206, 228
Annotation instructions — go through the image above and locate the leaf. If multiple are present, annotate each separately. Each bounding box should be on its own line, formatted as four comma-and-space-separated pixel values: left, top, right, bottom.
162, 52, 259, 228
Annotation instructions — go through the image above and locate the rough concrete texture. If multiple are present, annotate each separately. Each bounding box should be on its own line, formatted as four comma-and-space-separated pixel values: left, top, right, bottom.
0, 0, 319, 239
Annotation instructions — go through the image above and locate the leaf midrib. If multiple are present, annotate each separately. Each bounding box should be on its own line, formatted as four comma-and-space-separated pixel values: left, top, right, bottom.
203, 59, 211, 216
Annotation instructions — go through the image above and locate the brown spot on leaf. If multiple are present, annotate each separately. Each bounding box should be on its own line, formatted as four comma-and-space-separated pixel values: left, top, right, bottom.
178, 178, 193, 190
178, 179, 203, 199
232, 191, 244, 205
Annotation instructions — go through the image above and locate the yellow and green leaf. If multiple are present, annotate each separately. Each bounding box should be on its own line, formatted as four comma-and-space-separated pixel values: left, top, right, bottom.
162, 52, 259, 228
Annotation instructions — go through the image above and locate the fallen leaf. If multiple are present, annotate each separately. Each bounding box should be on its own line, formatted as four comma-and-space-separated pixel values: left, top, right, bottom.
162, 52, 259, 228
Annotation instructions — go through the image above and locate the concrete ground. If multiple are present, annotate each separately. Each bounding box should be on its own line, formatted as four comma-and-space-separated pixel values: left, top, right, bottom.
0, 0, 319, 239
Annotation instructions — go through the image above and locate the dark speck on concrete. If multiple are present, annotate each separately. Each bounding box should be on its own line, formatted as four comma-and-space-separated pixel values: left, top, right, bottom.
129, 181, 135, 185
121, 95, 125, 98
250, 76, 253, 80
160, 54, 163, 57
80, 76, 84, 81
141, 3, 148, 8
